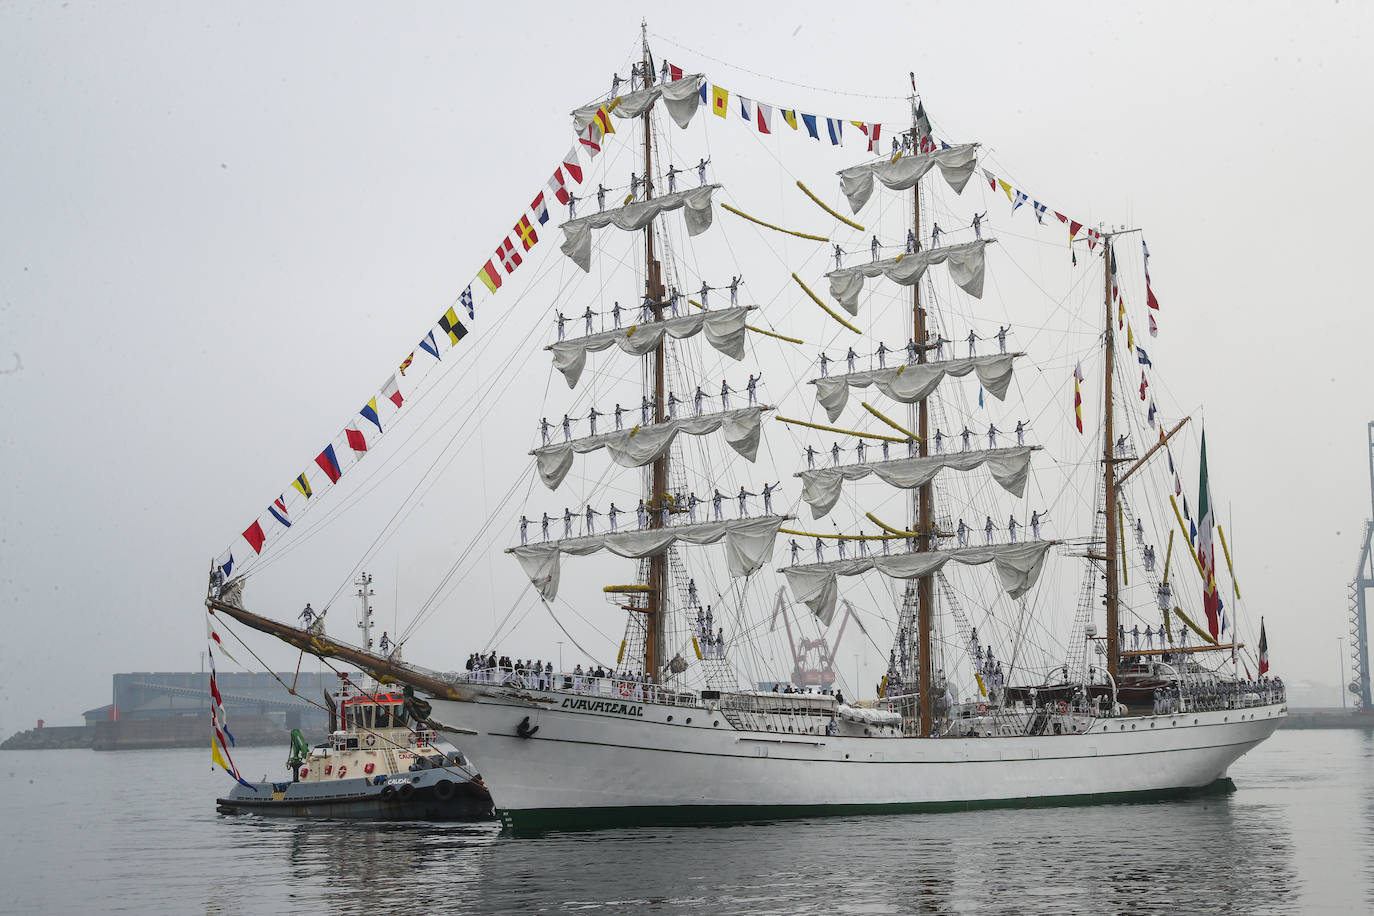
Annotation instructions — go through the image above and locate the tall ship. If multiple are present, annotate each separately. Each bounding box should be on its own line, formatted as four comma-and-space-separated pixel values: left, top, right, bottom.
207, 29, 1284, 828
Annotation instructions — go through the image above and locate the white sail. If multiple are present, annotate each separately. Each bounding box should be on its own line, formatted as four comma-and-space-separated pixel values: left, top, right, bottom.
798, 446, 1034, 518
514, 516, 784, 602
837, 143, 979, 212
812, 353, 1017, 422
550, 306, 749, 388
783, 541, 1053, 625
827, 239, 990, 312
534, 407, 767, 489
560, 185, 719, 272
572, 74, 705, 132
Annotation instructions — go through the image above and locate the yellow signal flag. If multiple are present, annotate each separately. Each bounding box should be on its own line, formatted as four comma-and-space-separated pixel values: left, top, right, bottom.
711, 85, 729, 118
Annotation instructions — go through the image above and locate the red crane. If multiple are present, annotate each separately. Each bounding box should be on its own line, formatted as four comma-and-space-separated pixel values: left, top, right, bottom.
768, 588, 866, 689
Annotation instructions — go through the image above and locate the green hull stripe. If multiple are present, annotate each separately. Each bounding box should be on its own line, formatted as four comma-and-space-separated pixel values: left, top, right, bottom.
498, 778, 1237, 833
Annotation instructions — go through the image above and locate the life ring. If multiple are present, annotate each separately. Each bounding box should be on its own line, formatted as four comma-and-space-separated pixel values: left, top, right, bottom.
364, 763, 375, 774
337, 765, 348, 778
976, 703, 988, 716
1057, 701, 1069, 715
364, 733, 376, 747
619, 681, 633, 697
433, 778, 456, 801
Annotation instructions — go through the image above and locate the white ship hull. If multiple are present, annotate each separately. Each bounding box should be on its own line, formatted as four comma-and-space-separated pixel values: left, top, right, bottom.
427, 682, 1284, 829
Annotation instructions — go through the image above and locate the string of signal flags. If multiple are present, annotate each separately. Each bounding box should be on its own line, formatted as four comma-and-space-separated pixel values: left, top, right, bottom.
213, 55, 1167, 579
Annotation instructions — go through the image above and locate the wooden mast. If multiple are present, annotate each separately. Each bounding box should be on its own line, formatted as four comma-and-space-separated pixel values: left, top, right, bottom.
912, 103, 934, 737
1102, 237, 1120, 679
641, 25, 667, 680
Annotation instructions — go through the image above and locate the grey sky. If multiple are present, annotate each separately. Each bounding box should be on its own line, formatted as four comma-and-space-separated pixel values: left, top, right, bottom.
3, 1, 1372, 733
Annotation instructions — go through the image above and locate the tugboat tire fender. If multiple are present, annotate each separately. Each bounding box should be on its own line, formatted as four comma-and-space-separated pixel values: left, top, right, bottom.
434, 778, 456, 801
380, 784, 396, 800
397, 782, 415, 801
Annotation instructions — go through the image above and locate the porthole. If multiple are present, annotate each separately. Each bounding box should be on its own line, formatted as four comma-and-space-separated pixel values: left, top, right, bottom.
667, 715, 673, 722
844, 753, 850, 759
713, 720, 719, 727
1150, 722, 1155, 728
686, 717, 693, 725
1131, 724, 1136, 730
1194, 718, 1199, 724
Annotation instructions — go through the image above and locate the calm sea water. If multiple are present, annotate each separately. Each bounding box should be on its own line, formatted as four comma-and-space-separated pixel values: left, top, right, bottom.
2, 727, 1371, 914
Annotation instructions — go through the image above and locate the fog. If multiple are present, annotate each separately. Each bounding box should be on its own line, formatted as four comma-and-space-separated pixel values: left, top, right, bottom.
3, 1, 1371, 733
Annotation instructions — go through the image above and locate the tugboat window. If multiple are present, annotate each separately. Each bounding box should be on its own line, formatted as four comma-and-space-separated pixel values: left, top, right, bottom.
375, 705, 392, 729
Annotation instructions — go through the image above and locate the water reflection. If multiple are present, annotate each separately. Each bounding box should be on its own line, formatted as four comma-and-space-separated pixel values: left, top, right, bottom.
210, 772, 1302, 914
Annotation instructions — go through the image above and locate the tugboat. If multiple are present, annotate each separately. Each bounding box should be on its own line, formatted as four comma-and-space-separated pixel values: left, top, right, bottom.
216, 683, 494, 820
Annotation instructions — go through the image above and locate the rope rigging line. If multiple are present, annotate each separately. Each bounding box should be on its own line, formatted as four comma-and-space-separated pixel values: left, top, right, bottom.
791, 272, 861, 334
796, 180, 865, 231
719, 202, 830, 243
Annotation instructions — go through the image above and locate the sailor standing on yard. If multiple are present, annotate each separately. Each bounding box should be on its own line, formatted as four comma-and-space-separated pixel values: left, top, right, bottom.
556, 311, 567, 340
967, 329, 980, 357
1015, 419, 1026, 446
697, 157, 710, 185
712, 489, 724, 521
562, 414, 572, 441
694, 385, 705, 415
611, 300, 622, 328
540, 417, 551, 444
519, 515, 529, 545
761, 481, 778, 514
299, 603, 316, 628
597, 183, 607, 212
996, 325, 1009, 353
585, 504, 601, 534
847, 347, 858, 373
666, 163, 681, 192
815, 538, 826, 562
747, 373, 761, 405
957, 518, 969, 547
834, 244, 844, 270
607, 503, 620, 532
587, 405, 601, 436
637, 499, 648, 529
985, 515, 996, 544
699, 280, 710, 309
805, 444, 817, 469
961, 426, 972, 451
1007, 514, 1019, 544
988, 424, 999, 449
972, 211, 986, 239
563, 507, 574, 538
1030, 510, 1043, 540
584, 306, 595, 335
790, 539, 801, 564
379, 632, 392, 654
720, 379, 734, 409
737, 485, 755, 517
931, 222, 942, 247
729, 275, 741, 307
819, 351, 830, 377
876, 341, 889, 368
614, 403, 624, 430
541, 512, 551, 541
871, 235, 881, 262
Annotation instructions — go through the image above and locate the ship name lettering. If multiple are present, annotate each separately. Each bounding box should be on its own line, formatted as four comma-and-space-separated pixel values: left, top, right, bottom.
560, 697, 644, 717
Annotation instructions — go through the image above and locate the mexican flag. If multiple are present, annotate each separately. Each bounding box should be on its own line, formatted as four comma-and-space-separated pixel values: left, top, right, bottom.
1197, 431, 1220, 639
1258, 618, 1270, 675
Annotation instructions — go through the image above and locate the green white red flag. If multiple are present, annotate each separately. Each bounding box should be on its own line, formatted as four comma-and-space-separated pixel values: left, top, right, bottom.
1197, 431, 1220, 638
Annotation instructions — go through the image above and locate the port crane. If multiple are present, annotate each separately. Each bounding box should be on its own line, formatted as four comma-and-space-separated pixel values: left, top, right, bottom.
768, 588, 867, 690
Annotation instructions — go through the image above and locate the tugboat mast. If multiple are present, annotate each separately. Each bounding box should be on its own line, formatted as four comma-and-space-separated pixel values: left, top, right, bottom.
355, 571, 375, 652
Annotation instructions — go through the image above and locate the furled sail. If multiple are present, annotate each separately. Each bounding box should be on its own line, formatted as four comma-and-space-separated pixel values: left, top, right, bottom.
827, 239, 990, 312
812, 353, 1018, 422
837, 143, 979, 212
550, 306, 749, 388
560, 185, 719, 272
783, 541, 1053, 625
534, 406, 768, 489
797, 446, 1034, 518
514, 516, 784, 602
572, 74, 705, 132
